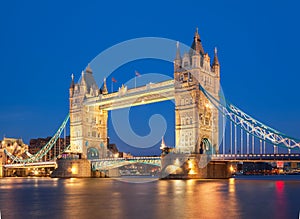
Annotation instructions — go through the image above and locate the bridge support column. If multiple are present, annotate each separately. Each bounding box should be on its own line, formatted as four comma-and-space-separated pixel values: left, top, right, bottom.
0, 149, 4, 177
51, 158, 91, 178
3, 168, 29, 177
0, 163, 3, 177
107, 168, 121, 177
91, 169, 120, 178
161, 154, 231, 179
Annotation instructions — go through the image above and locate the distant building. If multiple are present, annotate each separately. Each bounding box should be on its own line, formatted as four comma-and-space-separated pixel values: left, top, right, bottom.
107, 143, 118, 154
0, 148, 5, 165
0, 137, 28, 161
29, 136, 70, 161
242, 162, 273, 174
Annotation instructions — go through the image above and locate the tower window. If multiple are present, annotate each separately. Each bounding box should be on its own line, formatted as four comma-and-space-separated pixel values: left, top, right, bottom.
181, 99, 184, 106
180, 74, 184, 82
193, 58, 197, 67
188, 72, 193, 82
205, 118, 209, 125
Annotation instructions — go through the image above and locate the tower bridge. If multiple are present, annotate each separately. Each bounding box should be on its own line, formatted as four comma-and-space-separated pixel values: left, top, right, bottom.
68, 28, 220, 159
2, 28, 300, 178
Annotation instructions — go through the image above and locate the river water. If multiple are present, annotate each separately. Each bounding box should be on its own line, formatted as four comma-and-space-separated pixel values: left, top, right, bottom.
0, 176, 299, 219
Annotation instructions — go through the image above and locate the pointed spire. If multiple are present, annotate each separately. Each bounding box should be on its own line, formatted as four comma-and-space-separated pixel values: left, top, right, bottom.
190, 27, 205, 56
85, 63, 93, 74
80, 70, 86, 85
195, 27, 200, 39
175, 41, 181, 60
160, 136, 166, 149
102, 77, 108, 94
213, 47, 219, 66
70, 73, 75, 88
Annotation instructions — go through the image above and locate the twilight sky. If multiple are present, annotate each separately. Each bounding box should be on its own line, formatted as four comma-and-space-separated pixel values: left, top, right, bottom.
0, 0, 299, 155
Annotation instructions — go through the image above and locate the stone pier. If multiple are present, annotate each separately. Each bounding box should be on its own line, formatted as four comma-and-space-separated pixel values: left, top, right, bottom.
91, 168, 120, 178
0, 162, 3, 177
51, 158, 91, 178
161, 154, 231, 179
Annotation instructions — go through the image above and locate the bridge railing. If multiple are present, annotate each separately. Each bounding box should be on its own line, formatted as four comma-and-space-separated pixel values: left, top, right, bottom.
212, 153, 300, 161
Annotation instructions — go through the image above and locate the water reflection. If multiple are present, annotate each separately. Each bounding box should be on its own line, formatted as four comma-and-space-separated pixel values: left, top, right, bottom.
228, 178, 235, 193
274, 181, 287, 219
0, 176, 299, 218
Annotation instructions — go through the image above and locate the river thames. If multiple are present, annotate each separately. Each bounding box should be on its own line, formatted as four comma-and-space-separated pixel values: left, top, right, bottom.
0, 176, 299, 219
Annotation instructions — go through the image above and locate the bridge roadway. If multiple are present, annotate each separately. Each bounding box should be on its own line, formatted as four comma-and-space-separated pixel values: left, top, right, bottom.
90, 154, 300, 171
3, 154, 300, 170
84, 80, 174, 110
3, 161, 56, 169
91, 157, 161, 171
211, 153, 300, 162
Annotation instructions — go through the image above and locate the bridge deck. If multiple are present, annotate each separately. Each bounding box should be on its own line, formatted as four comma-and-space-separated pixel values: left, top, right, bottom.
4, 161, 56, 169
3, 154, 300, 170
84, 80, 174, 110
211, 154, 300, 162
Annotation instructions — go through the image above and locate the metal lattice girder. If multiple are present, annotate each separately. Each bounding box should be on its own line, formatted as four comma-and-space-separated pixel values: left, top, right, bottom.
4, 114, 70, 163
199, 84, 300, 150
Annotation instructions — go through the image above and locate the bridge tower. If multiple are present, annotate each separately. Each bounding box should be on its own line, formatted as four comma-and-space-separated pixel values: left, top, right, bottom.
69, 65, 108, 159
174, 28, 220, 154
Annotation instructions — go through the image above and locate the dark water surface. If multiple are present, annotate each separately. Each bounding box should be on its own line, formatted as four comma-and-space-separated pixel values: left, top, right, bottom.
0, 176, 299, 219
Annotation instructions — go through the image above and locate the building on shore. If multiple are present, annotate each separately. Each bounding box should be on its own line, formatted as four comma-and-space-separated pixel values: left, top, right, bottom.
0, 137, 29, 163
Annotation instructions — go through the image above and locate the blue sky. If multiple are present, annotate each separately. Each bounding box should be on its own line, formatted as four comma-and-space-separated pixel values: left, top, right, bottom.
0, 0, 299, 155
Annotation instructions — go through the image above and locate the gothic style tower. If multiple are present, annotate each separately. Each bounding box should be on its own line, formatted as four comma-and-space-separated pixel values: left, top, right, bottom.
174, 28, 220, 154
69, 65, 108, 159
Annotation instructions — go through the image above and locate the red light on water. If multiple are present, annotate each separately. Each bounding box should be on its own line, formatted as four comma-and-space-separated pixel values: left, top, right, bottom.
275, 181, 284, 193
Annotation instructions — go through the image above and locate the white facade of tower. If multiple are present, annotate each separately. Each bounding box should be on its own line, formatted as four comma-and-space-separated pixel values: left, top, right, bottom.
174, 29, 220, 154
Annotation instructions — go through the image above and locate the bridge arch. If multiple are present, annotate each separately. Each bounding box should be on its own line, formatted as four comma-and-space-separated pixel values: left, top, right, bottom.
199, 138, 212, 154
87, 147, 100, 159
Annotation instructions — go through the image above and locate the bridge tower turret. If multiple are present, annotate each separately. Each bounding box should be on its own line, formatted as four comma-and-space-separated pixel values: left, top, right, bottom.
212, 47, 220, 78
174, 41, 182, 71
69, 65, 108, 159
174, 28, 220, 154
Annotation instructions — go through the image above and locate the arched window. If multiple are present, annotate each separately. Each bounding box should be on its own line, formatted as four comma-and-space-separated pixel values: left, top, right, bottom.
87, 147, 99, 159
188, 72, 193, 82
180, 74, 184, 82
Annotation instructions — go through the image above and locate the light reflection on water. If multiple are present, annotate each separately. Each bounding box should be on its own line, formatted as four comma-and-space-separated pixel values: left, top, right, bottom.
0, 176, 299, 219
